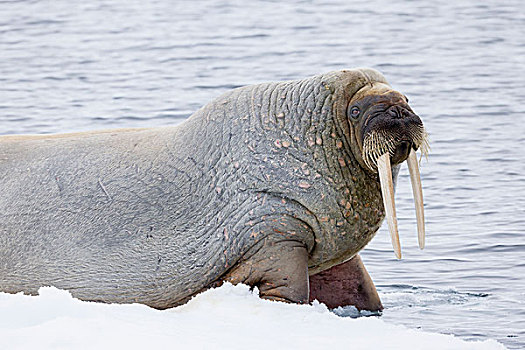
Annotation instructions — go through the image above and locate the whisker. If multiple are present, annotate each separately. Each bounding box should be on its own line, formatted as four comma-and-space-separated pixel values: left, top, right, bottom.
362, 125, 429, 171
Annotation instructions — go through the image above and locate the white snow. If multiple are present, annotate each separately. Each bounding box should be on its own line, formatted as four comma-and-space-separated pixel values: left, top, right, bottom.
0, 283, 505, 350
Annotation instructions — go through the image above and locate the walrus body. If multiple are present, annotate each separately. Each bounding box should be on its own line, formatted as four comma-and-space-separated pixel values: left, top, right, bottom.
0, 68, 425, 310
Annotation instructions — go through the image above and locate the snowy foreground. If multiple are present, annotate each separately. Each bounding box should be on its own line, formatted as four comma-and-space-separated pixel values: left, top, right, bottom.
0, 283, 505, 350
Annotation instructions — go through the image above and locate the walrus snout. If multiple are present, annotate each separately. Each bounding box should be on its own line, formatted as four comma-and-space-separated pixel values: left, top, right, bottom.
360, 114, 427, 172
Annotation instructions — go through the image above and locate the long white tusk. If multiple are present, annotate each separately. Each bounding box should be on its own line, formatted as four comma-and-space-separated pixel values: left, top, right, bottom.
407, 149, 425, 249
377, 153, 401, 259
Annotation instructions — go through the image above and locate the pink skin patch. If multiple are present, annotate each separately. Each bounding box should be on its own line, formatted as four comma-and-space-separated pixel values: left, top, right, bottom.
309, 254, 383, 311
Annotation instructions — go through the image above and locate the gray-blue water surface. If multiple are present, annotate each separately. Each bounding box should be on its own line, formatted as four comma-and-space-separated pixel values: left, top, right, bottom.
1, 0, 523, 348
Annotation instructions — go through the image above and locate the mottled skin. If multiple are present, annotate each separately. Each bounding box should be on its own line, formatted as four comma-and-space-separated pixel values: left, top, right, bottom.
0, 68, 416, 310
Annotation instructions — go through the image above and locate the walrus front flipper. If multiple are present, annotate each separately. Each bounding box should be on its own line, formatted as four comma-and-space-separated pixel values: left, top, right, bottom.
224, 239, 310, 304
308, 254, 383, 311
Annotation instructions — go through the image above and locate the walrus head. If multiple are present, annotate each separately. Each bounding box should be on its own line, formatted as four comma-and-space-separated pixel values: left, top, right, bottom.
346, 81, 429, 259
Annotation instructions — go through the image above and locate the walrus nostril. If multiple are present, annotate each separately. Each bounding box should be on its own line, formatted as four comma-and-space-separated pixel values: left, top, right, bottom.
387, 106, 414, 120
387, 106, 404, 119
388, 107, 399, 119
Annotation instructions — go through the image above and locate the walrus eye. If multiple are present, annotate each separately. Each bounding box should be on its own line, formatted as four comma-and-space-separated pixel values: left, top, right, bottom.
349, 106, 360, 119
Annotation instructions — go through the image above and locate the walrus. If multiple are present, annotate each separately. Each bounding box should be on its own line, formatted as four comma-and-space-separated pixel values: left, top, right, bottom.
0, 68, 428, 311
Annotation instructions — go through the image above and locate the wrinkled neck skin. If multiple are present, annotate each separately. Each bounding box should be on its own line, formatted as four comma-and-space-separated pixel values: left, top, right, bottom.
188, 69, 397, 274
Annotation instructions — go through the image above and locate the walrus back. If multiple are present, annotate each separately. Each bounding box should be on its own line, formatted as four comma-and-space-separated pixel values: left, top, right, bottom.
0, 124, 243, 307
